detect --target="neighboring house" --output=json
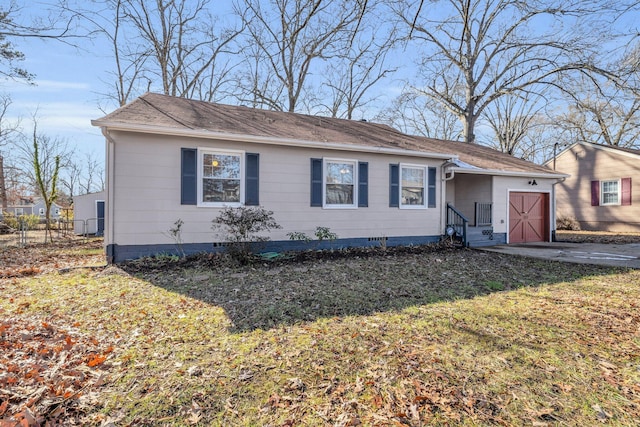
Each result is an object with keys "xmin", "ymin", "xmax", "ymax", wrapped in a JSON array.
[
  {"xmin": 2, "ymin": 199, "xmax": 63, "ymax": 220},
  {"xmin": 73, "ymin": 191, "xmax": 106, "ymax": 235},
  {"xmin": 549, "ymin": 142, "xmax": 638, "ymax": 232},
  {"xmin": 92, "ymin": 93, "xmax": 567, "ymax": 263}
]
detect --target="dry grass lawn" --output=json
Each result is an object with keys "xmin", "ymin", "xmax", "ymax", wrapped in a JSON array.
[{"xmin": 0, "ymin": 236, "xmax": 639, "ymax": 425}]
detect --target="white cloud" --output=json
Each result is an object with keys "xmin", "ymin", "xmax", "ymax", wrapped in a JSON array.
[{"xmin": 9, "ymin": 79, "xmax": 91, "ymax": 93}]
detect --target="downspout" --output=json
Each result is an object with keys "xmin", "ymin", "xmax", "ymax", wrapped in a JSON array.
[
  {"xmin": 102, "ymin": 128, "xmax": 117, "ymax": 263},
  {"xmin": 551, "ymin": 176, "xmax": 567, "ymax": 242},
  {"xmin": 440, "ymin": 159, "xmax": 457, "ymax": 235}
]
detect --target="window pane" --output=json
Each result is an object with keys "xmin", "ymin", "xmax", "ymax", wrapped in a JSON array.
[
  {"xmin": 401, "ymin": 166, "xmax": 425, "ymax": 206},
  {"xmin": 203, "ymin": 178, "xmax": 240, "ymax": 202},
  {"xmin": 203, "ymin": 153, "xmax": 240, "ymax": 179},
  {"xmin": 402, "ymin": 187, "xmax": 424, "ymax": 205},
  {"xmin": 602, "ymin": 180, "xmax": 619, "ymax": 204},
  {"xmin": 326, "ymin": 184, "xmax": 354, "ymax": 204},
  {"xmin": 402, "ymin": 167, "xmax": 424, "ymax": 186},
  {"xmin": 326, "ymin": 162, "xmax": 354, "ymax": 185}
]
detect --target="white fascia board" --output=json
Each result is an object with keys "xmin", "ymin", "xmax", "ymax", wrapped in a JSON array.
[
  {"xmin": 450, "ymin": 167, "xmax": 569, "ymax": 179},
  {"xmin": 91, "ymin": 121, "xmax": 457, "ymax": 160}
]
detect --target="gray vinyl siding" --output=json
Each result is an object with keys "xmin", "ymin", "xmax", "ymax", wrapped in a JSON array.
[{"xmin": 108, "ymin": 132, "xmax": 444, "ymax": 247}]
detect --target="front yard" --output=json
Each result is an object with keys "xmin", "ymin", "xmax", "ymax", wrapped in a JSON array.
[{"xmin": 1, "ymin": 237, "xmax": 639, "ymax": 425}]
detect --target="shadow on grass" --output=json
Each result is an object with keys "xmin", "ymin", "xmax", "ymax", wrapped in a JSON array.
[{"xmin": 120, "ymin": 245, "xmax": 627, "ymax": 333}]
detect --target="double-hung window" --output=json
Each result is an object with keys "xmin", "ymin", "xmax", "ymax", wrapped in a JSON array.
[
  {"xmin": 200, "ymin": 150, "xmax": 243, "ymax": 205},
  {"xmin": 601, "ymin": 180, "xmax": 619, "ymax": 205},
  {"xmin": 591, "ymin": 177, "xmax": 632, "ymax": 207},
  {"xmin": 181, "ymin": 148, "xmax": 260, "ymax": 207},
  {"xmin": 310, "ymin": 158, "xmax": 368, "ymax": 208},
  {"xmin": 325, "ymin": 159, "xmax": 356, "ymax": 207},
  {"xmin": 389, "ymin": 163, "xmax": 436, "ymax": 208},
  {"xmin": 401, "ymin": 165, "xmax": 426, "ymax": 207}
]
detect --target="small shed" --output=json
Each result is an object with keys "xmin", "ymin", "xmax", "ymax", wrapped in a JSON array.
[{"xmin": 73, "ymin": 191, "xmax": 106, "ymax": 235}]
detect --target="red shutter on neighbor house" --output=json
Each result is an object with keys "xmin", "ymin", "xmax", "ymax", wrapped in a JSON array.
[
  {"xmin": 621, "ymin": 177, "xmax": 632, "ymax": 206},
  {"xmin": 591, "ymin": 180, "xmax": 600, "ymax": 206}
]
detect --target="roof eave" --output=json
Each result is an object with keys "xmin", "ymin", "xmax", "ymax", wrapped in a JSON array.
[
  {"xmin": 91, "ymin": 120, "xmax": 457, "ymax": 160},
  {"xmin": 451, "ymin": 167, "xmax": 569, "ymax": 179}
]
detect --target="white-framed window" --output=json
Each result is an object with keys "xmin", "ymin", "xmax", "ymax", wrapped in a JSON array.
[
  {"xmin": 324, "ymin": 158, "xmax": 357, "ymax": 208},
  {"xmin": 197, "ymin": 148, "xmax": 244, "ymax": 206},
  {"xmin": 400, "ymin": 164, "xmax": 427, "ymax": 208},
  {"xmin": 601, "ymin": 179, "xmax": 620, "ymax": 205},
  {"xmin": 15, "ymin": 208, "xmax": 23, "ymax": 216}
]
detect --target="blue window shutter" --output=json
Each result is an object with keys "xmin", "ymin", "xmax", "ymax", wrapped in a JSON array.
[
  {"xmin": 389, "ymin": 164, "xmax": 399, "ymax": 207},
  {"xmin": 245, "ymin": 153, "xmax": 260, "ymax": 206},
  {"xmin": 428, "ymin": 167, "xmax": 437, "ymax": 208},
  {"xmin": 311, "ymin": 158, "xmax": 323, "ymax": 207},
  {"xmin": 181, "ymin": 148, "xmax": 197, "ymax": 205},
  {"xmin": 358, "ymin": 162, "xmax": 368, "ymax": 207}
]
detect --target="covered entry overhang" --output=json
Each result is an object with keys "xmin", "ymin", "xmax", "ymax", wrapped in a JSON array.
[{"xmin": 442, "ymin": 161, "xmax": 569, "ymax": 246}]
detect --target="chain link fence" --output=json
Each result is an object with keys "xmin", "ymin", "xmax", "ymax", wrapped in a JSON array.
[{"xmin": 0, "ymin": 218, "xmax": 91, "ymax": 248}]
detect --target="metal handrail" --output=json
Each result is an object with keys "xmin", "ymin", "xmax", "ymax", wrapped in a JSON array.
[
  {"xmin": 446, "ymin": 203, "xmax": 469, "ymax": 246},
  {"xmin": 475, "ymin": 202, "xmax": 493, "ymax": 226}
]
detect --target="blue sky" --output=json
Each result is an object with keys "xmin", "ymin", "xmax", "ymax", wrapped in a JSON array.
[
  {"xmin": 6, "ymin": 31, "xmax": 111, "ymax": 162},
  {"xmin": 2, "ymin": 0, "xmax": 239, "ymax": 165}
]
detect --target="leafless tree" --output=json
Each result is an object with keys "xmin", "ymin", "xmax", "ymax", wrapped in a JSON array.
[
  {"xmin": 552, "ymin": 44, "xmax": 640, "ymax": 149},
  {"xmin": 377, "ymin": 89, "xmax": 462, "ymax": 140},
  {"xmin": 235, "ymin": 0, "xmax": 368, "ymax": 112},
  {"xmin": 392, "ymin": 0, "xmax": 629, "ymax": 144},
  {"xmin": 0, "ymin": 93, "xmax": 21, "ymax": 209},
  {"xmin": 0, "ymin": 0, "xmax": 80, "ymax": 82},
  {"xmin": 481, "ymin": 92, "xmax": 549, "ymax": 160},
  {"xmin": 316, "ymin": 6, "xmax": 399, "ymax": 119},
  {"xmin": 85, "ymin": 0, "xmax": 243, "ymax": 108},
  {"xmin": 16, "ymin": 116, "xmax": 71, "ymax": 201}
]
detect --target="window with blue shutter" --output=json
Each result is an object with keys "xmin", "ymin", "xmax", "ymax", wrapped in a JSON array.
[
  {"xmin": 311, "ymin": 158, "xmax": 367, "ymax": 208},
  {"xmin": 182, "ymin": 148, "xmax": 259, "ymax": 206},
  {"xmin": 181, "ymin": 148, "xmax": 197, "ymax": 205}
]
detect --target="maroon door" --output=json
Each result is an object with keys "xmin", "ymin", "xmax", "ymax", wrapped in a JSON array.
[{"xmin": 509, "ymin": 192, "xmax": 549, "ymax": 243}]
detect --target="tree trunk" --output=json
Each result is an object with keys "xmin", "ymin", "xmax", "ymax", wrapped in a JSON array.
[{"xmin": 0, "ymin": 155, "xmax": 7, "ymax": 210}]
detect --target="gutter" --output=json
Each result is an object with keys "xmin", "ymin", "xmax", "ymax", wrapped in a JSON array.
[
  {"xmin": 447, "ymin": 167, "xmax": 568, "ymax": 180},
  {"xmin": 90, "ymin": 121, "xmax": 457, "ymax": 160}
]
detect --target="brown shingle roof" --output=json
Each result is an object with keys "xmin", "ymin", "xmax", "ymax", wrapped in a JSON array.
[{"xmin": 93, "ymin": 92, "xmax": 559, "ymax": 176}]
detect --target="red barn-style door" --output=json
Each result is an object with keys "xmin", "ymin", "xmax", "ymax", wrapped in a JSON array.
[{"xmin": 509, "ymin": 192, "xmax": 549, "ymax": 243}]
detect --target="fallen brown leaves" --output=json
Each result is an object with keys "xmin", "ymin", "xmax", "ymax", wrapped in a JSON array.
[
  {"xmin": 0, "ymin": 314, "xmax": 115, "ymax": 426},
  {"xmin": 0, "ymin": 239, "xmax": 104, "ymax": 279}
]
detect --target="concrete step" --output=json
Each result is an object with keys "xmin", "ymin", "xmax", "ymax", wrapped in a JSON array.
[{"xmin": 468, "ymin": 239, "xmax": 500, "ymax": 248}]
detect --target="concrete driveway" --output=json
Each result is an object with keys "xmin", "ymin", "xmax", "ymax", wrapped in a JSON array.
[{"xmin": 479, "ymin": 242, "xmax": 640, "ymax": 268}]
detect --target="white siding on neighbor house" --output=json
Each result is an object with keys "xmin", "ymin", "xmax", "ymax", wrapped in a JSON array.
[
  {"xmin": 107, "ymin": 132, "xmax": 445, "ymax": 247},
  {"xmin": 492, "ymin": 175, "xmax": 556, "ymax": 236}
]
